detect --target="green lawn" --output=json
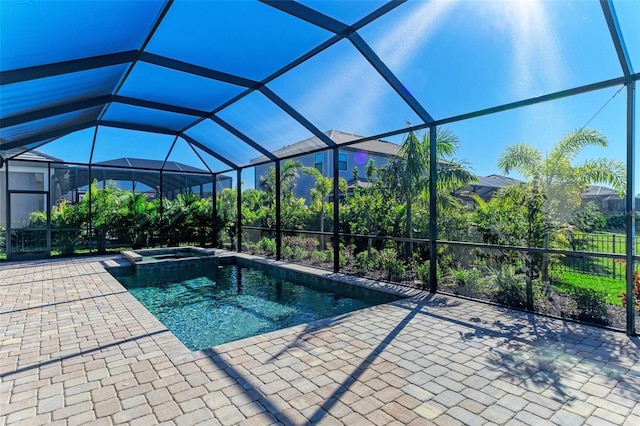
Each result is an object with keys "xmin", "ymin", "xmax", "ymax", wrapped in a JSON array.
[
  {"xmin": 583, "ymin": 231, "xmax": 628, "ymax": 253},
  {"xmin": 552, "ymin": 271, "xmax": 625, "ymax": 306},
  {"xmin": 554, "ymin": 231, "xmax": 634, "ymax": 278}
]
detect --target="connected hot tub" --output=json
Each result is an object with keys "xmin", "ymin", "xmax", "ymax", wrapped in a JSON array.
[{"xmin": 122, "ymin": 247, "xmax": 218, "ymax": 274}]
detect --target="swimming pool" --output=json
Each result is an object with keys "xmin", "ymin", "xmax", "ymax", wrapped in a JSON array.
[{"xmin": 113, "ymin": 264, "xmax": 401, "ymax": 351}]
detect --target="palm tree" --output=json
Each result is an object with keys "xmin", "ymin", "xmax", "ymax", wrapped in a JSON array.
[
  {"xmin": 306, "ymin": 167, "xmax": 347, "ymax": 249},
  {"xmin": 260, "ymin": 160, "xmax": 305, "ymax": 201},
  {"xmin": 497, "ymin": 128, "xmax": 625, "ymax": 226},
  {"xmin": 163, "ymin": 192, "xmax": 200, "ymax": 246},
  {"xmin": 385, "ymin": 128, "xmax": 476, "ymax": 256},
  {"xmin": 82, "ymin": 180, "xmax": 121, "ymax": 254},
  {"xmin": 497, "ymin": 128, "xmax": 625, "ymax": 288},
  {"xmin": 118, "ymin": 192, "xmax": 154, "ymax": 248}
]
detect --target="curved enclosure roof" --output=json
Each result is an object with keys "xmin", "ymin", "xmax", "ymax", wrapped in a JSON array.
[{"xmin": 1, "ymin": 0, "xmax": 638, "ymax": 174}]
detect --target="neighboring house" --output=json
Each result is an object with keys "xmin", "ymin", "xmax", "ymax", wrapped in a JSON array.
[
  {"xmin": 457, "ymin": 178, "xmax": 635, "ymax": 215},
  {"xmin": 0, "ymin": 150, "xmax": 66, "ymax": 229},
  {"xmin": 455, "ymin": 174, "xmax": 522, "ymax": 203},
  {"xmin": 583, "ymin": 185, "xmax": 622, "ymax": 214},
  {"xmin": 250, "ymin": 130, "xmax": 401, "ymax": 202},
  {"xmin": 581, "ymin": 185, "xmax": 634, "ymax": 215}
]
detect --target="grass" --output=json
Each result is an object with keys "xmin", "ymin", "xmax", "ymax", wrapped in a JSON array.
[
  {"xmin": 552, "ymin": 271, "xmax": 625, "ymax": 306},
  {"xmin": 580, "ymin": 230, "xmax": 628, "ymax": 253},
  {"xmin": 556, "ymin": 231, "xmax": 633, "ymax": 278}
]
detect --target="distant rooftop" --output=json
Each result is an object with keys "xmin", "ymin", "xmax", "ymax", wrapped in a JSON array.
[
  {"xmin": 12, "ymin": 150, "xmax": 64, "ymax": 163},
  {"xmin": 583, "ymin": 185, "xmax": 621, "ymax": 198}
]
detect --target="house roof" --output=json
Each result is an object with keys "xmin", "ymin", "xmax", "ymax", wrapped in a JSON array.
[
  {"xmin": 249, "ymin": 130, "xmax": 400, "ymax": 164},
  {"xmin": 455, "ymin": 174, "xmax": 522, "ymax": 200},
  {"xmin": 471, "ymin": 174, "xmax": 522, "ymax": 189},
  {"xmin": 583, "ymin": 185, "xmax": 621, "ymax": 198},
  {"xmin": 11, "ymin": 150, "xmax": 64, "ymax": 163}
]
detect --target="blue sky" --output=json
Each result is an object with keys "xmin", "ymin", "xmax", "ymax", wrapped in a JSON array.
[{"xmin": 29, "ymin": 0, "xmax": 639, "ymax": 192}]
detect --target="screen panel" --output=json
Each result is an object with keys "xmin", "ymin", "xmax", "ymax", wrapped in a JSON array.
[
  {"xmin": 268, "ymin": 39, "xmax": 423, "ymax": 138},
  {"xmin": 185, "ymin": 119, "xmax": 263, "ymax": 167},
  {"xmin": 146, "ymin": 1, "xmax": 332, "ymax": 81},
  {"xmin": 119, "ymin": 62, "xmax": 245, "ymax": 112},
  {"xmin": 0, "ymin": 1, "xmax": 165, "ymax": 70},
  {"xmin": 358, "ymin": 0, "xmax": 623, "ymax": 120}
]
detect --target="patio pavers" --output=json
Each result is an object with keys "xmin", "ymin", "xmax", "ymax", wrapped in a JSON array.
[{"xmin": 1, "ymin": 255, "xmax": 639, "ymax": 425}]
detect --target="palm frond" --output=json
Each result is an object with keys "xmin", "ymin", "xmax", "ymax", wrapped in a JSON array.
[
  {"xmin": 420, "ymin": 127, "xmax": 460, "ymax": 158},
  {"xmin": 469, "ymin": 193, "xmax": 489, "ymax": 212},
  {"xmin": 497, "ymin": 143, "xmax": 542, "ymax": 179},
  {"xmin": 576, "ymin": 158, "xmax": 626, "ymax": 197},
  {"xmin": 550, "ymin": 128, "xmax": 608, "ymax": 163}
]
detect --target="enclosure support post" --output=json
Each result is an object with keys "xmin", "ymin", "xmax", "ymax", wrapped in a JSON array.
[
  {"xmin": 429, "ymin": 126, "xmax": 438, "ymax": 293},
  {"xmin": 275, "ymin": 160, "xmax": 282, "ymax": 261},
  {"xmin": 88, "ymin": 126, "xmax": 98, "ymax": 254},
  {"xmin": 88, "ymin": 165, "xmax": 92, "ymax": 253},
  {"xmin": 212, "ymin": 174, "xmax": 218, "ymax": 247},
  {"xmin": 625, "ymin": 81, "xmax": 636, "ymax": 336},
  {"xmin": 237, "ymin": 169, "xmax": 242, "ymax": 252},
  {"xmin": 333, "ymin": 147, "xmax": 340, "ymax": 273},
  {"xmin": 46, "ymin": 162, "xmax": 51, "ymax": 257},
  {"xmin": 159, "ymin": 170, "xmax": 164, "ymax": 247},
  {"xmin": 5, "ymin": 162, "xmax": 10, "ymax": 260}
]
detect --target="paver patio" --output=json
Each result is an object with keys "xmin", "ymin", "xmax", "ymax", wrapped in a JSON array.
[{"xmin": 1, "ymin": 255, "xmax": 639, "ymax": 425}]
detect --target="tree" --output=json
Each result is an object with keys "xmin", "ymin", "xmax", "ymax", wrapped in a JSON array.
[
  {"xmin": 472, "ymin": 183, "xmax": 549, "ymax": 309},
  {"xmin": 51, "ymin": 200, "xmax": 84, "ymax": 254},
  {"xmin": 497, "ymin": 128, "xmax": 625, "ymax": 227},
  {"xmin": 306, "ymin": 168, "xmax": 347, "ymax": 249},
  {"xmin": 217, "ymin": 188, "xmax": 238, "ymax": 248},
  {"xmin": 191, "ymin": 197, "xmax": 214, "ymax": 247},
  {"xmin": 343, "ymin": 159, "xmax": 399, "ymax": 252},
  {"xmin": 383, "ymin": 128, "xmax": 476, "ymax": 256},
  {"xmin": 80, "ymin": 180, "xmax": 122, "ymax": 254},
  {"xmin": 118, "ymin": 192, "xmax": 155, "ymax": 249},
  {"xmin": 259, "ymin": 160, "xmax": 311, "ymax": 231},
  {"xmin": 496, "ymin": 128, "xmax": 625, "ymax": 290}
]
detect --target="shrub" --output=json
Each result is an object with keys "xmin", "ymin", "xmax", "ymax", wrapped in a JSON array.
[
  {"xmin": 378, "ymin": 248, "xmax": 406, "ymax": 281},
  {"xmin": 451, "ymin": 267, "xmax": 487, "ymax": 297},
  {"xmin": 491, "ymin": 265, "xmax": 527, "ymax": 308},
  {"xmin": 256, "ymin": 237, "xmax": 276, "ymax": 256},
  {"xmin": 569, "ymin": 287, "xmax": 609, "ymax": 325},
  {"xmin": 415, "ymin": 262, "xmax": 430, "ymax": 284},
  {"xmin": 618, "ymin": 261, "xmax": 640, "ymax": 313},
  {"xmin": 339, "ymin": 243, "xmax": 355, "ymax": 267},
  {"xmin": 292, "ymin": 246, "xmax": 309, "ymax": 261},
  {"xmin": 573, "ymin": 201, "xmax": 606, "ymax": 232},
  {"xmin": 310, "ymin": 250, "xmax": 328, "ymax": 264},
  {"xmin": 282, "ymin": 245, "xmax": 293, "ymax": 260},
  {"xmin": 355, "ymin": 249, "xmax": 379, "ymax": 272},
  {"xmin": 282, "ymin": 236, "xmax": 318, "ymax": 252}
]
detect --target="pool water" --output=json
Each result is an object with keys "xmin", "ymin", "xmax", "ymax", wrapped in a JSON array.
[{"xmin": 114, "ymin": 265, "xmax": 399, "ymax": 351}]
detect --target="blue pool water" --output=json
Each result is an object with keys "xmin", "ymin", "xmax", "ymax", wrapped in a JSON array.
[{"xmin": 113, "ymin": 264, "xmax": 399, "ymax": 351}]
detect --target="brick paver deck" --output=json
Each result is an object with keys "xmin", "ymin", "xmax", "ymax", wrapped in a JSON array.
[{"xmin": 1, "ymin": 255, "xmax": 639, "ymax": 425}]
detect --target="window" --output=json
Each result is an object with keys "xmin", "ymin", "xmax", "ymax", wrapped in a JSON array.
[
  {"xmin": 314, "ymin": 153, "xmax": 323, "ymax": 172},
  {"xmin": 9, "ymin": 171, "xmax": 46, "ymax": 191},
  {"xmin": 338, "ymin": 152, "xmax": 347, "ymax": 171}
]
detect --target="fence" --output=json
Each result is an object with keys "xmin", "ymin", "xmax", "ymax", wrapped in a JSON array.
[{"xmin": 553, "ymin": 233, "xmax": 640, "ymax": 279}]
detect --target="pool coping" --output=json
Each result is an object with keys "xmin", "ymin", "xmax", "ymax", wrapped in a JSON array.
[{"xmin": 105, "ymin": 250, "xmax": 427, "ymax": 366}]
